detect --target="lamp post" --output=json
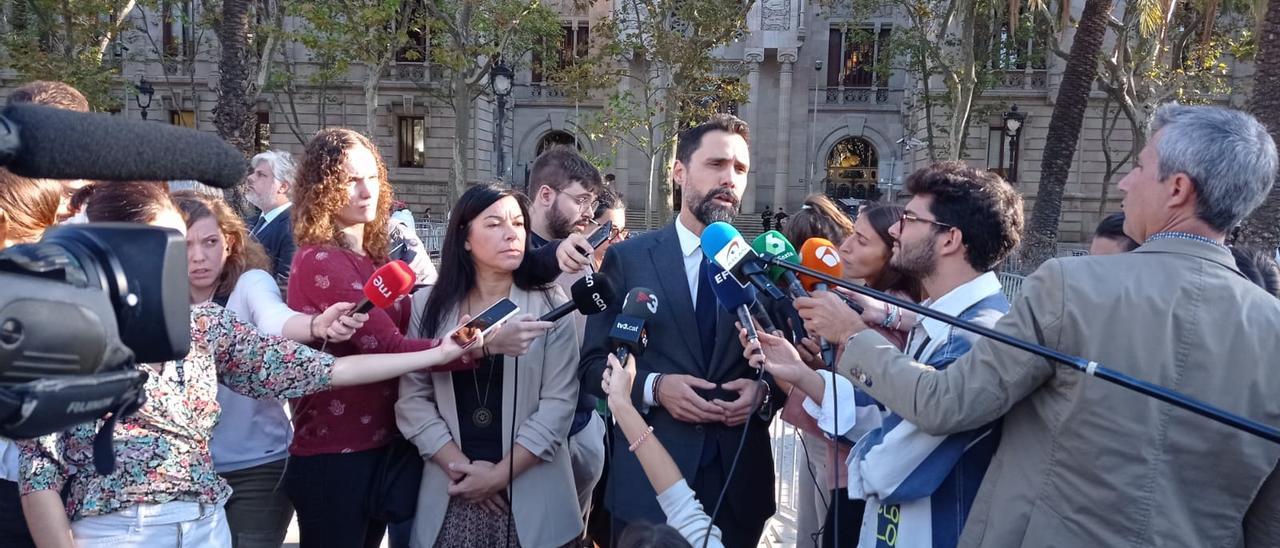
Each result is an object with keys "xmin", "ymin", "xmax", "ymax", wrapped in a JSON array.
[
  {"xmin": 134, "ymin": 78, "xmax": 155, "ymax": 121},
  {"xmin": 1003, "ymin": 104, "xmax": 1026, "ymax": 183},
  {"xmin": 490, "ymin": 61, "xmax": 514, "ymax": 180},
  {"xmin": 809, "ymin": 59, "xmax": 822, "ymax": 195}
]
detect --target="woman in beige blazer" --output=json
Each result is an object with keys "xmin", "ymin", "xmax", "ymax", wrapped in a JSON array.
[{"xmin": 397, "ymin": 183, "xmax": 582, "ymax": 547}]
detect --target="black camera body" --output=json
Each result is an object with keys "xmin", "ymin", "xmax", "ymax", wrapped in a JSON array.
[{"xmin": 0, "ymin": 223, "xmax": 190, "ymax": 438}]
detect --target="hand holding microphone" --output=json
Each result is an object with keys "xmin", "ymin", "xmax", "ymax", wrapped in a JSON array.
[{"xmin": 318, "ymin": 260, "xmax": 415, "ymax": 353}]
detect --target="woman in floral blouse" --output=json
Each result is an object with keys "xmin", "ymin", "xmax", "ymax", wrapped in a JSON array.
[{"xmin": 18, "ymin": 182, "xmax": 482, "ymax": 548}]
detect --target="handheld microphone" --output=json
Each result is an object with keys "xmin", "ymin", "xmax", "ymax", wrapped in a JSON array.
[
  {"xmin": 799, "ymin": 238, "xmax": 845, "ymax": 366},
  {"xmin": 798, "ymin": 238, "xmax": 844, "ymax": 293},
  {"xmin": 540, "ymin": 272, "xmax": 616, "ymax": 322},
  {"xmin": 0, "ymin": 103, "xmax": 248, "ymax": 188},
  {"xmin": 705, "ymin": 262, "xmax": 760, "ymax": 345},
  {"xmin": 700, "ymin": 222, "xmax": 784, "ymax": 300},
  {"xmin": 609, "ymin": 287, "xmax": 658, "ymax": 363},
  {"xmin": 752, "ymin": 230, "xmax": 810, "ymax": 299},
  {"xmin": 355, "ymin": 260, "xmax": 417, "ymax": 314}
]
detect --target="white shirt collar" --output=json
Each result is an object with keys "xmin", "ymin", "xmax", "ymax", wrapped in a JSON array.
[
  {"xmin": 919, "ymin": 271, "xmax": 1003, "ymax": 342},
  {"xmin": 260, "ymin": 202, "xmax": 292, "ymax": 226},
  {"xmin": 674, "ymin": 215, "xmax": 702, "ymax": 258}
]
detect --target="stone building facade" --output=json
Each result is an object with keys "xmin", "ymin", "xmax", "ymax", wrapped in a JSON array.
[{"xmin": 0, "ymin": 0, "xmax": 1253, "ymax": 242}]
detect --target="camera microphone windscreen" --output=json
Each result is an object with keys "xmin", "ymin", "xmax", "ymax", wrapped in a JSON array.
[
  {"xmin": 355, "ymin": 260, "xmax": 416, "ymax": 314},
  {"xmin": 799, "ymin": 238, "xmax": 843, "ymax": 292},
  {"xmin": 541, "ymin": 272, "xmax": 616, "ymax": 322},
  {"xmin": 0, "ymin": 103, "xmax": 247, "ymax": 188}
]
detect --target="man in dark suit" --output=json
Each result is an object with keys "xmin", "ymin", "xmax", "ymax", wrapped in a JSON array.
[
  {"xmin": 581, "ymin": 114, "xmax": 779, "ymax": 547},
  {"xmin": 243, "ymin": 150, "xmax": 298, "ymax": 284}
]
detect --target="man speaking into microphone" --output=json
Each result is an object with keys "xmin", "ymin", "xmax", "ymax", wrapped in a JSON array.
[
  {"xmin": 581, "ymin": 114, "xmax": 782, "ymax": 547},
  {"xmin": 751, "ymin": 105, "xmax": 1280, "ymax": 546}
]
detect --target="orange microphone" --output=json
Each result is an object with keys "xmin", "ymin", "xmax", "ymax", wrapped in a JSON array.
[
  {"xmin": 354, "ymin": 260, "xmax": 417, "ymax": 314},
  {"xmin": 798, "ymin": 238, "xmax": 843, "ymax": 293}
]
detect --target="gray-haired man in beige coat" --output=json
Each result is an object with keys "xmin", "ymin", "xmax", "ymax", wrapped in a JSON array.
[{"xmin": 759, "ymin": 104, "xmax": 1280, "ymax": 546}]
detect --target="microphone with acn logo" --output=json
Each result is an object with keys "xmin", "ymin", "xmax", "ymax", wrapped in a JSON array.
[
  {"xmin": 540, "ymin": 272, "xmax": 617, "ymax": 322},
  {"xmin": 354, "ymin": 260, "xmax": 417, "ymax": 314}
]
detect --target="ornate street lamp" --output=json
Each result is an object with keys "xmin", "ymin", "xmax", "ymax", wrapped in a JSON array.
[
  {"xmin": 1003, "ymin": 104, "xmax": 1027, "ymax": 183},
  {"xmin": 134, "ymin": 78, "xmax": 155, "ymax": 121},
  {"xmin": 490, "ymin": 61, "xmax": 514, "ymax": 179}
]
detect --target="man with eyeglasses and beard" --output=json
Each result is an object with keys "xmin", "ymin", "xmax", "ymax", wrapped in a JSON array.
[
  {"xmin": 580, "ymin": 114, "xmax": 784, "ymax": 547},
  {"xmin": 524, "ymin": 146, "xmax": 611, "ymax": 532}
]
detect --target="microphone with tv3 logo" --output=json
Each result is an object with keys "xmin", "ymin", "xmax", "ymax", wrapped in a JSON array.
[
  {"xmin": 354, "ymin": 260, "xmax": 417, "ymax": 314},
  {"xmin": 610, "ymin": 287, "xmax": 658, "ymax": 364},
  {"xmin": 540, "ymin": 272, "xmax": 617, "ymax": 322}
]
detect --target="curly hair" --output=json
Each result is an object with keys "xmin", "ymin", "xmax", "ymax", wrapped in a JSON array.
[
  {"xmin": 8, "ymin": 80, "xmax": 90, "ymax": 112},
  {"xmin": 172, "ymin": 191, "xmax": 272, "ymax": 301},
  {"xmin": 0, "ymin": 168, "xmax": 60, "ymax": 246},
  {"xmin": 904, "ymin": 161, "xmax": 1025, "ymax": 271},
  {"xmin": 293, "ymin": 128, "xmax": 393, "ymax": 262}
]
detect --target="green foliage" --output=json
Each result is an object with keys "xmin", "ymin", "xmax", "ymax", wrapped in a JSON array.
[{"xmin": 0, "ymin": 0, "xmax": 137, "ymax": 109}]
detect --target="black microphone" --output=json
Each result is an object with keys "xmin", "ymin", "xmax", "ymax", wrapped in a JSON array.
[
  {"xmin": 0, "ymin": 103, "xmax": 248, "ymax": 188},
  {"xmin": 540, "ymin": 272, "xmax": 616, "ymax": 322},
  {"xmin": 609, "ymin": 287, "xmax": 658, "ymax": 363},
  {"xmin": 748, "ymin": 301, "xmax": 777, "ymax": 334}
]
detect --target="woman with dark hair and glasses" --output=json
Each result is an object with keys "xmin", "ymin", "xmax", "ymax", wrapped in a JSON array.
[{"xmin": 397, "ymin": 183, "xmax": 582, "ymax": 547}]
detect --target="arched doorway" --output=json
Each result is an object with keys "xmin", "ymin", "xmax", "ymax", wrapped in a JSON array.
[
  {"xmin": 825, "ymin": 137, "xmax": 879, "ymax": 200},
  {"xmin": 535, "ymin": 130, "xmax": 579, "ymax": 155}
]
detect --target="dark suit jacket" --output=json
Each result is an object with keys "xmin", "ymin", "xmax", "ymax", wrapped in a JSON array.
[
  {"xmin": 580, "ymin": 222, "xmax": 781, "ymax": 531},
  {"xmin": 252, "ymin": 206, "xmax": 296, "ymax": 284}
]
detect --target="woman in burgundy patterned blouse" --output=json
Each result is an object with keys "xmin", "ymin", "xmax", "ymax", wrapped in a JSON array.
[{"xmin": 16, "ymin": 182, "xmax": 479, "ymax": 548}]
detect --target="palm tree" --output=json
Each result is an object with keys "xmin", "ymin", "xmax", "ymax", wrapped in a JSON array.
[
  {"xmin": 212, "ymin": 0, "xmax": 255, "ymax": 213},
  {"xmin": 1237, "ymin": 0, "xmax": 1280, "ymax": 251},
  {"xmin": 1017, "ymin": 0, "xmax": 1116, "ymax": 271}
]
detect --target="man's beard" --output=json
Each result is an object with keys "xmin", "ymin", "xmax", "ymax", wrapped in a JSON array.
[
  {"xmin": 891, "ymin": 237, "xmax": 938, "ymax": 279},
  {"xmin": 545, "ymin": 205, "xmax": 583, "ymax": 240},
  {"xmin": 690, "ymin": 187, "xmax": 740, "ymax": 226}
]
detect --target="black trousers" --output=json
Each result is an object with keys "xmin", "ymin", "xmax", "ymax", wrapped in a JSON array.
[
  {"xmin": 822, "ymin": 488, "xmax": 865, "ymax": 548},
  {"xmin": 284, "ymin": 448, "xmax": 390, "ymax": 548},
  {"xmin": 0, "ymin": 479, "xmax": 35, "ymax": 548}
]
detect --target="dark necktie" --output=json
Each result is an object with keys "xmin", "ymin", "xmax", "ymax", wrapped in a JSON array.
[
  {"xmin": 250, "ymin": 215, "xmax": 266, "ymax": 237},
  {"xmin": 694, "ymin": 256, "xmax": 717, "ymax": 366}
]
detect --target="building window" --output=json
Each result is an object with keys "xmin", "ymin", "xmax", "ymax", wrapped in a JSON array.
[
  {"xmin": 532, "ymin": 21, "xmax": 589, "ymax": 83},
  {"xmin": 985, "ymin": 11, "xmax": 1048, "ymax": 70},
  {"xmin": 826, "ymin": 26, "xmax": 891, "ymax": 88},
  {"xmin": 987, "ymin": 124, "xmax": 1008, "ymax": 177},
  {"xmin": 161, "ymin": 1, "xmax": 196, "ymax": 59},
  {"xmin": 169, "ymin": 110, "xmax": 196, "ymax": 128},
  {"xmin": 255, "ymin": 112, "xmax": 271, "ymax": 152},
  {"xmin": 398, "ymin": 116, "xmax": 426, "ymax": 168}
]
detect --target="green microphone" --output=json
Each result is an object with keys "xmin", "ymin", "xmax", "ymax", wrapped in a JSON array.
[{"xmin": 751, "ymin": 230, "xmax": 809, "ymax": 298}]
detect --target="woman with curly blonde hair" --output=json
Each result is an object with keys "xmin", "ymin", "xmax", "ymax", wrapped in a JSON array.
[{"xmin": 284, "ymin": 128, "xmax": 472, "ymax": 547}]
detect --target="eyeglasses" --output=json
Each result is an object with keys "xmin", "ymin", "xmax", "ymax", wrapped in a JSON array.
[
  {"xmin": 609, "ymin": 227, "xmax": 630, "ymax": 241},
  {"xmin": 899, "ymin": 211, "xmax": 954, "ymax": 231},
  {"xmin": 556, "ymin": 189, "xmax": 599, "ymax": 212}
]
